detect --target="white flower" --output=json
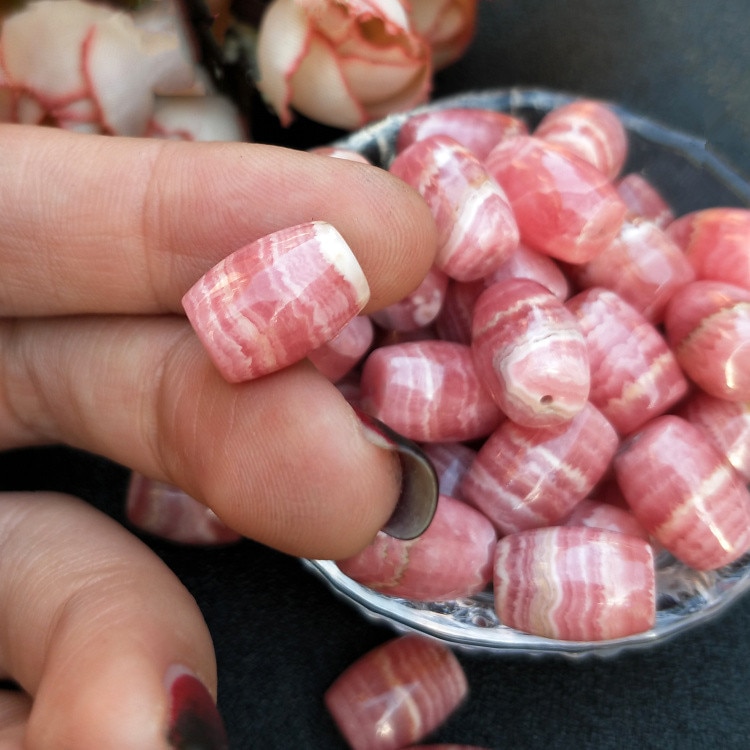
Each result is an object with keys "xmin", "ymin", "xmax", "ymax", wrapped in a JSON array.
[{"xmin": 255, "ymin": 0, "xmax": 432, "ymax": 130}]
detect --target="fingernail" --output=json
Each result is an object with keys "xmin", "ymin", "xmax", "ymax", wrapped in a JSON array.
[
  {"xmin": 165, "ymin": 666, "xmax": 229, "ymax": 750},
  {"xmin": 355, "ymin": 408, "xmax": 439, "ymax": 540},
  {"xmin": 125, "ymin": 473, "xmax": 241, "ymax": 546},
  {"xmin": 182, "ymin": 221, "xmax": 370, "ymax": 383}
]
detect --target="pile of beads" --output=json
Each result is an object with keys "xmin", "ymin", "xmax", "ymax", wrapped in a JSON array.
[{"xmin": 326, "ymin": 98, "xmax": 750, "ymax": 643}]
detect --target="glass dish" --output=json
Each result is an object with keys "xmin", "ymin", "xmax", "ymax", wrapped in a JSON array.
[{"xmin": 303, "ymin": 88, "xmax": 750, "ymax": 659}]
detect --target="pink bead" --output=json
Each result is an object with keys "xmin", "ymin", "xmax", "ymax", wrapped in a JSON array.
[
  {"xmin": 434, "ymin": 279, "xmax": 485, "ymax": 345},
  {"xmin": 666, "ymin": 207, "xmax": 750, "ymax": 290},
  {"xmin": 616, "ymin": 173, "xmax": 674, "ymax": 228},
  {"xmin": 182, "ymin": 221, "xmax": 370, "ymax": 383},
  {"xmin": 308, "ymin": 314, "xmax": 374, "ymax": 382},
  {"xmin": 562, "ymin": 498, "xmax": 650, "ymax": 540},
  {"xmin": 370, "ymin": 265, "xmax": 449, "ymax": 331},
  {"xmin": 533, "ymin": 99, "xmax": 628, "ymax": 180},
  {"xmin": 408, "ymin": 746, "xmax": 491, "ymax": 750},
  {"xmin": 568, "ymin": 216, "xmax": 695, "ymax": 323},
  {"xmin": 614, "ymin": 415, "xmax": 750, "ymax": 570},
  {"xmin": 664, "ymin": 280, "xmax": 750, "ymax": 401},
  {"xmin": 459, "ymin": 402, "xmax": 619, "ymax": 535},
  {"xmin": 566, "ymin": 287, "xmax": 689, "ymax": 435},
  {"xmin": 126, "ymin": 474, "xmax": 241, "ymax": 546},
  {"xmin": 396, "ymin": 106, "xmax": 528, "ymax": 160},
  {"xmin": 485, "ymin": 135, "xmax": 627, "ymax": 263},
  {"xmin": 360, "ymin": 341, "xmax": 504, "ymax": 442},
  {"xmin": 471, "ymin": 279, "xmax": 590, "ymax": 427},
  {"xmin": 487, "ymin": 241, "xmax": 571, "ymax": 301},
  {"xmin": 390, "ymin": 135, "xmax": 519, "ymax": 281},
  {"xmin": 679, "ymin": 390, "xmax": 750, "ymax": 483},
  {"xmin": 494, "ymin": 526, "xmax": 656, "ymax": 641},
  {"xmin": 336, "ymin": 494, "xmax": 497, "ymax": 601},
  {"xmin": 325, "ymin": 635, "xmax": 468, "ymax": 750},
  {"xmin": 421, "ymin": 441, "xmax": 477, "ymax": 499}
]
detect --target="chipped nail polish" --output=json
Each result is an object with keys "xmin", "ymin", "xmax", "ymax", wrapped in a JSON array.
[{"xmin": 166, "ymin": 666, "xmax": 228, "ymax": 750}]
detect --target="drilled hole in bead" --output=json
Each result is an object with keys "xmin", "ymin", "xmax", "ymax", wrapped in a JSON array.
[{"xmin": 540, "ymin": 394, "xmax": 553, "ymax": 405}]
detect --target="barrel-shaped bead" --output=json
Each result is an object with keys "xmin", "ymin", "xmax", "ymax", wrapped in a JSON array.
[
  {"xmin": 308, "ymin": 314, "xmax": 374, "ymax": 382},
  {"xmin": 370, "ymin": 265, "xmax": 449, "ymax": 332},
  {"xmin": 360, "ymin": 341, "xmax": 504, "ymax": 442},
  {"xmin": 434, "ymin": 279, "xmax": 484, "ymax": 345},
  {"xmin": 421, "ymin": 441, "xmax": 478, "ymax": 499},
  {"xmin": 616, "ymin": 173, "xmax": 674, "ymax": 228},
  {"xmin": 664, "ymin": 280, "xmax": 750, "ymax": 402},
  {"xmin": 182, "ymin": 221, "xmax": 370, "ymax": 383},
  {"xmin": 569, "ymin": 216, "xmax": 695, "ymax": 323},
  {"xmin": 459, "ymin": 402, "xmax": 619, "ymax": 535},
  {"xmin": 679, "ymin": 391, "xmax": 750, "ymax": 483},
  {"xmin": 562, "ymin": 498, "xmax": 650, "ymax": 540},
  {"xmin": 666, "ymin": 207, "xmax": 750, "ymax": 290},
  {"xmin": 336, "ymin": 494, "xmax": 497, "ymax": 601},
  {"xmin": 566, "ymin": 287, "xmax": 688, "ymax": 435},
  {"xmin": 471, "ymin": 279, "xmax": 590, "ymax": 427},
  {"xmin": 324, "ymin": 635, "xmax": 468, "ymax": 750},
  {"xmin": 126, "ymin": 474, "xmax": 241, "ymax": 546},
  {"xmin": 485, "ymin": 135, "xmax": 627, "ymax": 263},
  {"xmin": 390, "ymin": 135, "xmax": 519, "ymax": 281},
  {"xmin": 533, "ymin": 99, "xmax": 628, "ymax": 181},
  {"xmin": 487, "ymin": 241, "xmax": 571, "ymax": 301},
  {"xmin": 614, "ymin": 415, "xmax": 750, "ymax": 570},
  {"xmin": 396, "ymin": 106, "xmax": 528, "ymax": 160},
  {"xmin": 494, "ymin": 526, "xmax": 656, "ymax": 641}
]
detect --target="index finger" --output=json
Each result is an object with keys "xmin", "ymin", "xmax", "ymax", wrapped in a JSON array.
[{"xmin": 0, "ymin": 124, "xmax": 437, "ymax": 316}]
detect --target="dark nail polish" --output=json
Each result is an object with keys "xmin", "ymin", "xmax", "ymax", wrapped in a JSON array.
[
  {"xmin": 166, "ymin": 666, "xmax": 229, "ymax": 750},
  {"xmin": 355, "ymin": 408, "xmax": 439, "ymax": 540}
]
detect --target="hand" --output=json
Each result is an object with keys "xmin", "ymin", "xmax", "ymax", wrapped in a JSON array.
[{"xmin": 0, "ymin": 123, "xmax": 437, "ymax": 747}]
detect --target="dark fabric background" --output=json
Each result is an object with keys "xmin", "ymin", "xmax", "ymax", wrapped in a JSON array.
[{"xmin": 3, "ymin": 1, "xmax": 750, "ymax": 748}]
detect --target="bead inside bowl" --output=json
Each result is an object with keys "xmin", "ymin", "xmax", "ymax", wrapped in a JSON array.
[{"xmin": 303, "ymin": 87, "xmax": 750, "ymax": 658}]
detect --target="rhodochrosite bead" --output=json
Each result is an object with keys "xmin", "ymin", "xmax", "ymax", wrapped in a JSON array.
[
  {"xmin": 494, "ymin": 527, "xmax": 656, "ymax": 641},
  {"xmin": 568, "ymin": 216, "xmax": 695, "ymax": 323},
  {"xmin": 471, "ymin": 279, "xmax": 590, "ymax": 427},
  {"xmin": 562, "ymin": 498, "xmax": 650, "ymax": 540},
  {"xmin": 360, "ymin": 341, "xmax": 503, "ymax": 442},
  {"xmin": 182, "ymin": 221, "xmax": 370, "ymax": 383},
  {"xmin": 396, "ymin": 106, "xmax": 528, "ymax": 160},
  {"xmin": 488, "ymin": 241, "xmax": 570, "ymax": 301},
  {"xmin": 370, "ymin": 265, "xmax": 449, "ymax": 331},
  {"xmin": 616, "ymin": 173, "xmax": 674, "ymax": 228},
  {"xmin": 421, "ymin": 441, "xmax": 477, "ymax": 498},
  {"xmin": 485, "ymin": 135, "xmax": 627, "ymax": 263},
  {"xmin": 664, "ymin": 280, "xmax": 750, "ymax": 401},
  {"xmin": 666, "ymin": 207, "xmax": 750, "ymax": 290},
  {"xmin": 459, "ymin": 402, "xmax": 619, "ymax": 535},
  {"xmin": 614, "ymin": 415, "xmax": 750, "ymax": 570},
  {"xmin": 126, "ymin": 474, "xmax": 240, "ymax": 546},
  {"xmin": 566, "ymin": 287, "xmax": 688, "ymax": 435},
  {"xmin": 390, "ymin": 135, "xmax": 519, "ymax": 281},
  {"xmin": 435, "ymin": 246, "xmax": 570, "ymax": 345},
  {"xmin": 325, "ymin": 635, "xmax": 468, "ymax": 750},
  {"xmin": 307, "ymin": 314, "xmax": 374, "ymax": 382},
  {"xmin": 533, "ymin": 99, "xmax": 628, "ymax": 181},
  {"xmin": 680, "ymin": 391, "xmax": 750, "ymax": 483},
  {"xmin": 336, "ymin": 494, "xmax": 497, "ymax": 601}
]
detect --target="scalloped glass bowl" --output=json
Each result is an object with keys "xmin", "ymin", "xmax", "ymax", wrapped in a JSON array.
[{"xmin": 304, "ymin": 88, "xmax": 750, "ymax": 658}]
